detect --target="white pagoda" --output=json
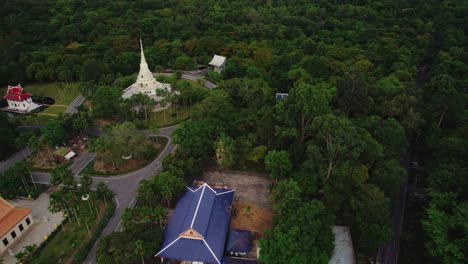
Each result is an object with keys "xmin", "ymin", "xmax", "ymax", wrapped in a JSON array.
[
  {"xmin": 122, "ymin": 39, "xmax": 171, "ymax": 103},
  {"xmin": 2, "ymin": 85, "xmax": 41, "ymax": 113}
]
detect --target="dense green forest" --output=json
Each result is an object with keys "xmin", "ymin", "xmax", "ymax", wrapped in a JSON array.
[{"xmin": 1, "ymin": 0, "xmax": 466, "ymax": 263}]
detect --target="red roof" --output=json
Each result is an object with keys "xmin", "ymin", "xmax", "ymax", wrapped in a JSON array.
[{"xmin": 4, "ymin": 85, "xmax": 32, "ymax": 100}]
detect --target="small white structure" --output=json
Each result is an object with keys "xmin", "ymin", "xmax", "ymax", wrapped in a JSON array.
[
  {"xmin": 64, "ymin": 151, "xmax": 76, "ymax": 161},
  {"xmin": 275, "ymin": 93, "xmax": 288, "ymax": 100},
  {"xmin": 208, "ymin": 55, "xmax": 227, "ymax": 73},
  {"xmin": 2, "ymin": 85, "xmax": 41, "ymax": 113},
  {"xmin": 329, "ymin": 226, "xmax": 356, "ymax": 264},
  {"xmin": 0, "ymin": 198, "xmax": 34, "ymax": 256},
  {"xmin": 122, "ymin": 39, "xmax": 172, "ymax": 106}
]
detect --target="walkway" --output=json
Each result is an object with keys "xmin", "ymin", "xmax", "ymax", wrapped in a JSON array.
[
  {"xmin": 155, "ymin": 72, "xmax": 218, "ymax": 89},
  {"xmin": 65, "ymin": 95, "xmax": 85, "ymax": 114}
]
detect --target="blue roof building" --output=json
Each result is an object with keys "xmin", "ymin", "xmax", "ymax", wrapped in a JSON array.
[
  {"xmin": 226, "ymin": 229, "xmax": 252, "ymax": 256},
  {"xmin": 155, "ymin": 183, "xmax": 235, "ymax": 264}
]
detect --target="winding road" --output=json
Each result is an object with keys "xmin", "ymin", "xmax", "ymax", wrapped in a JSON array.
[
  {"xmin": 0, "ymin": 72, "xmax": 209, "ymax": 263},
  {"xmin": 29, "ymin": 125, "xmax": 178, "ymax": 263}
]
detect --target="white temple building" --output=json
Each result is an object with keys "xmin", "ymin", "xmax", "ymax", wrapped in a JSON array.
[
  {"xmin": 122, "ymin": 39, "xmax": 172, "ymax": 104},
  {"xmin": 2, "ymin": 85, "xmax": 41, "ymax": 113}
]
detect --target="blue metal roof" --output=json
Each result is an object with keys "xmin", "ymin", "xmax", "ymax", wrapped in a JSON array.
[
  {"xmin": 155, "ymin": 184, "xmax": 235, "ymax": 264},
  {"xmin": 227, "ymin": 229, "xmax": 252, "ymax": 253}
]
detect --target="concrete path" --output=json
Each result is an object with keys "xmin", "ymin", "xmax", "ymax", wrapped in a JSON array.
[{"xmin": 65, "ymin": 95, "xmax": 85, "ymax": 114}]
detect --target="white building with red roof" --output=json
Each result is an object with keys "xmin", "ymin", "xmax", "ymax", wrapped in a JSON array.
[
  {"xmin": 0, "ymin": 197, "xmax": 33, "ymax": 256},
  {"xmin": 3, "ymin": 85, "xmax": 41, "ymax": 113}
]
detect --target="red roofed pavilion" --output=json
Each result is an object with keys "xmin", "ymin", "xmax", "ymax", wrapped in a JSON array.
[{"xmin": 2, "ymin": 85, "xmax": 40, "ymax": 113}]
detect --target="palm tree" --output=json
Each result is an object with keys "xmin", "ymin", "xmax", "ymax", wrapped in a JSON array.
[{"xmin": 134, "ymin": 240, "xmax": 145, "ymax": 264}]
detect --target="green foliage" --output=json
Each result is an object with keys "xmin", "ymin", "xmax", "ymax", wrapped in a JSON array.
[
  {"xmin": 91, "ymin": 86, "xmax": 122, "ymax": 119},
  {"xmin": 41, "ymin": 118, "xmax": 66, "ymax": 147},
  {"xmin": 264, "ymin": 150, "xmax": 292, "ymax": 180},
  {"xmin": 271, "ymin": 179, "xmax": 301, "ymax": 220},
  {"xmin": 50, "ymin": 165, "xmax": 75, "ymax": 187},
  {"xmin": 205, "ymin": 70, "xmax": 222, "ymax": 82},
  {"xmin": 308, "ymin": 114, "xmax": 383, "ymax": 180},
  {"xmin": 72, "ymin": 204, "xmax": 116, "ymax": 263},
  {"xmin": 276, "ymin": 82, "xmax": 333, "ymax": 142},
  {"xmin": 0, "ymin": 111, "xmax": 17, "ymax": 159},
  {"xmin": 96, "ymin": 223, "xmax": 162, "ymax": 264},
  {"xmin": 215, "ymin": 133, "xmax": 237, "ymax": 168},
  {"xmin": 136, "ymin": 171, "xmax": 186, "ymax": 208},
  {"xmin": 0, "ymin": 161, "xmax": 31, "ymax": 199},
  {"xmin": 2, "ymin": 0, "xmax": 465, "ymax": 261},
  {"xmin": 259, "ymin": 200, "xmax": 334, "ymax": 264},
  {"xmin": 174, "ymin": 55, "xmax": 197, "ymax": 70},
  {"xmin": 422, "ymin": 192, "xmax": 467, "ymax": 264}
]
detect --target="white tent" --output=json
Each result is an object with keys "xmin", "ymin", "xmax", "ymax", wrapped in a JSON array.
[{"xmin": 64, "ymin": 151, "xmax": 76, "ymax": 160}]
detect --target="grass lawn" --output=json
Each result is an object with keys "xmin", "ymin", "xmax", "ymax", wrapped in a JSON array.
[
  {"xmin": 32, "ymin": 201, "xmax": 101, "ymax": 264},
  {"xmin": 42, "ymin": 105, "xmax": 68, "ymax": 115},
  {"xmin": 148, "ymin": 105, "xmax": 192, "ymax": 127},
  {"xmin": 31, "ymin": 82, "xmax": 80, "ymax": 105},
  {"xmin": 175, "ymin": 79, "xmax": 209, "ymax": 91}
]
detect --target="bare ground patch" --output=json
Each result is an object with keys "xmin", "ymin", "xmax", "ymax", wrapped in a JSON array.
[
  {"xmin": 203, "ymin": 170, "xmax": 272, "ymax": 208},
  {"xmin": 202, "ymin": 170, "xmax": 274, "ymax": 259}
]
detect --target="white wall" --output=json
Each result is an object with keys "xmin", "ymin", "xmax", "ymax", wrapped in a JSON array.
[
  {"xmin": 0, "ymin": 213, "xmax": 34, "ymax": 256},
  {"xmin": 6, "ymin": 98, "xmax": 33, "ymax": 112}
]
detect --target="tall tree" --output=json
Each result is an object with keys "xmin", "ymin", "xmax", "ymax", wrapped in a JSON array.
[
  {"xmin": 41, "ymin": 118, "xmax": 66, "ymax": 147},
  {"xmin": 91, "ymin": 86, "xmax": 122, "ymax": 119},
  {"xmin": 277, "ymin": 82, "xmax": 332, "ymax": 142},
  {"xmin": 264, "ymin": 150, "xmax": 292, "ymax": 181},
  {"xmin": 308, "ymin": 114, "xmax": 383, "ymax": 180},
  {"xmin": 422, "ymin": 192, "xmax": 467, "ymax": 264},
  {"xmin": 259, "ymin": 200, "xmax": 335, "ymax": 264}
]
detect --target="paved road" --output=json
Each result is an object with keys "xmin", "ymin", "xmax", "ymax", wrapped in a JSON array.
[
  {"xmin": 0, "ymin": 147, "xmax": 32, "ymax": 173},
  {"xmin": 65, "ymin": 95, "xmax": 85, "ymax": 114},
  {"xmin": 377, "ymin": 183, "xmax": 408, "ymax": 264},
  {"xmin": 30, "ymin": 125, "xmax": 179, "ymax": 263},
  {"xmin": 68, "ymin": 151, "xmax": 97, "ymax": 175},
  {"xmin": 17, "ymin": 124, "xmax": 44, "ymax": 129}
]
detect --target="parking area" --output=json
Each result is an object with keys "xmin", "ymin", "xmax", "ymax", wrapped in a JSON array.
[{"xmin": 1, "ymin": 192, "xmax": 64, "ymax": 264}]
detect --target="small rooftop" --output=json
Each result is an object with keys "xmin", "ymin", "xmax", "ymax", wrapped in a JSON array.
[
  {"xmin": 209, "ymin": 55, "xmax": 227, "ymax": 67},
  {"xmin": 4, "ymin": 84, "xmax": 32, "ymax": 101}
]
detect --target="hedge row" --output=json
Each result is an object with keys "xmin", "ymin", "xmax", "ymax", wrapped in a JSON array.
[{"xmin": 72, "ymin": 203, "xmax": 116, "ymax": 263}]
